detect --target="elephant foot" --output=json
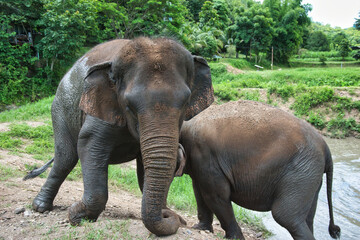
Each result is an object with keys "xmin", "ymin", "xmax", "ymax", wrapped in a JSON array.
[
  {"xmin": 32, "ymin": 195, "xmax": 53, "ymax": 213},
  {"xmin": 68, "ymin": 201, "xmax": 99, "ymax": 226},
  {"xmin": 162, "ymin": 209, "xmax": 187, "ymax": 226},
  {"xmin": 224, "ymin": 223, "xmax": 245, "ymax": 240},
  {"xmin": 192, "ymin": 222, "xmax": 213, "ymax": 232},
  {"xmin": 225, "ymin": 232, "xmax": 245, "ymax": 240}
]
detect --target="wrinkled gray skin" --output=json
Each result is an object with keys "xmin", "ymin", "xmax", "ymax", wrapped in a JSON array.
[
  {"xmin": 178, "ymin": 100, "xmax": 341, "ymax": 240},
  {"xmin": 30, "ymin": 37, "xmax": 214, "ymax": 236}
]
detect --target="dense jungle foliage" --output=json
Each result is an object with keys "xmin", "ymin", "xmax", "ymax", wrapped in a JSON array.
[{"xmin": 1, "ymin": 0, "xmax": 360, "ymax": 107}]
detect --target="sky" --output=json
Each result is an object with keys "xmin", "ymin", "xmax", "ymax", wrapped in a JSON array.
[{"xmin": 258, "ymin": 0, "xmax": 360, "ymax": 29}]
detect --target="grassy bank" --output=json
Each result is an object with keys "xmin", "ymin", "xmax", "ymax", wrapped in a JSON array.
[
  {"xmin": 211, "ymin": 59, "xmax": 360, "ymax": 138},
  {"xmin": 0, "ymin": 98, "xmax": 268, "ymax": 236}
]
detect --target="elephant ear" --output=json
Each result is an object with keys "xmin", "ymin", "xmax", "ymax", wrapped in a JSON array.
[
  {"xmin": 185, "ymin": 56, "xmax": 214, "ymax": 120},
  {"xmin": 79, "ymin": 62, "xmax": 126, "ymax": 127}
]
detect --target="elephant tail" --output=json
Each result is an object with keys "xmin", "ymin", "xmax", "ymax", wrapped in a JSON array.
[
  {"xmin": 23, "ymin": 158, "xmax": 54, "ymax": 180},
  {"xmin": 325, "ymin": 145, "xmax": 341, "ymax": 239}
]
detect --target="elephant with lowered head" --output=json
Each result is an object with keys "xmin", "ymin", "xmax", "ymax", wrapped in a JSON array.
[
  {"xmin": 177, "ymin": 100, "xmax": 341, "ymax": 240},
  {"xmin": 24, "ymin": 37, "xmax": 214, "ymax": 236}
]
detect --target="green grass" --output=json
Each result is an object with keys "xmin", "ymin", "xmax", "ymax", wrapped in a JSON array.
[
  {"xmin": 0, "ymin": 96, "xmax": 53, "ymax": 122},
  {"xmin": 168, "ymin": 175, "xmax": 197, "ymax": 212},
  {"xmin": 0, "ymin": 133, "xmax": 23, "ymax": 150},
  {"xmin": 108, "ymin": 165, "xmax": 141, "ymax": 195},
  {"xmin": 0, "ymin": 123, "xmax": 54, "ymax": 159},
  {"xmin": 210, "ymin": 62, "xmax": 360, "ymax": 138},
  {"xmin": 0, "ymin": 163, "xmax": 21, "ymax": 181},
  {"xmin": 291, "ymin": 87, "xmax": 334, "ymax": 116},
  {"xmin": 211, "ymin": 65, "xmax": 360, "ymax": 88}
]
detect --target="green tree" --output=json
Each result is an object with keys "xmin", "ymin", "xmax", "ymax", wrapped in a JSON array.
[
  {"xmin": 0, "ymin": 0, "xmax": 47, "ymax": 105},
  {"xmin": 306, "ymin": 31, "xmax": 330, "ymax": 51},
  {"xmin": 92, "ymin": 1, "xmax": 128, "ymax": 40},
  {"xmin": 354, "ymin": 11, "xmax": 360, "ymax": 30},
  {"xmin": 185, "ymin": 0, "xmax": 206, "ymax": 22},
  {"xmin": 319, "ymin": 54, "xmax": 327, "ymax": 65},
  {"xmin": 0, "ymin": 15, "xmax": 38, "ymax": 105},
  {"xmin": 264, "ymin": 0, "xmax": 311, "ymax": 63},
  {"xmin": 339, "ymin": 38, "xmax": 351, "ymax": 60},
  {"xmin": 118, "ymin": 0, "xmax": 188, "ymax": 39},
  {"xmin": 197, "ymin": 0, "xmax": 230, "ymax": 53},
  {"xmin": 199, "ymin": 1, "xmax": 221, "ymax": 29},
  {"xmin": 332, "ymin": 32, "xmax": 347, "ymax": 50},
  {"xmin": 182, "ymin": 23, "xmax": 224, "ymax": 57},
  {"xmin": 212, "ymin": 0, "xmax": 231, "ymax": 31},
  {"xmin": 229, "ymin": 3, "xmax": 274, "ymax": 62},
  {"xmin": 38, "ymin": 0, "xmax": 100, "ymax": 75}
]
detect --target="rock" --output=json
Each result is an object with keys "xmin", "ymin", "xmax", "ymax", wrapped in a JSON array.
[
  {"xmin": 256, "ymin": 232, "xmax": 263, "ymax": 238},
  {"xmin": 205, "ymin": 230, "xmax": 211, "ymax": 234},
  {"xmin": 59, "ymin": 219, "xmax": 68, "ymax": 224},
  {"xmin": 14, "ymin": 207, "xmax": 25, "ymax": 214},
  {"xmin": 185, "ymin": 229, "xmax": 193, "ymax": 235},
  {"xmin": 23, "ymin": 210, "xmax": 32, "ymax": 217}
]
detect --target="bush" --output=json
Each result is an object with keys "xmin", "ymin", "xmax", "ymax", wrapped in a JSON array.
[
  {"xmin": 214, "ymin": 83, "xmax": 240, "ymax": 101},
  {"xmin": 268, "ymin": 84, "xmax": 296, "ymax": 100},
  {"xmin": 297, "ymin": 51, "xmax": 340, "ymax": 59},
  {"xmin": 291, "ymin": 87, "xmax": 334, "ymax": 116},
  {"xmin": 327, "ymin": 115, "xmax": 360, "ymax": 138},
  {"xmin": 0, "ymin": 16, "xmax": 57, "ymax": 106},
  {"xmin": 319, "ymin": 55, "xmax": 327, "ymax": 65},
  {"xmin": 307, "ymin": 111, "xmax": 325, "ymax": 130}
]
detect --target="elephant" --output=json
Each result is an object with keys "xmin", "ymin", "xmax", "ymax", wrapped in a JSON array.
[
  {"xmin": 176, "ymin": 100, "xmax": 341, "ymax": 240},
  {"xmin": 23, "ymin": 37, "xmax": 214, "ymax": 236}
]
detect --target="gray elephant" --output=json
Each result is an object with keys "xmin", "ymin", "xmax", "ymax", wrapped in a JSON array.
[
  {"xmin": 177, "ymin": 100, "xmax": 340, "ymax": 240},
  {"xmin": 24, "ymin": 37, "xmax": 214, "ymax": 236}
]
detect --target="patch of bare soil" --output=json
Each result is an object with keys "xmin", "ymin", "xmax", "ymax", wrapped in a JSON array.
[
  {"xmin": 224, "ymin": 63, "xmax": 245, "ymax": 75},
  {"xmin": 0, "ymin": 146, "xmax": 263, "ymax": 239},
  {"xmin": 0, "ymin": 121, "xmax": 45, "ymax": 132}
]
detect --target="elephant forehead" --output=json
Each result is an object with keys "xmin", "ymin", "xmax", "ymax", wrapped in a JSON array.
[{"xmin": 121, "ymin": 38, "xmax": 184, "ymax": 66}]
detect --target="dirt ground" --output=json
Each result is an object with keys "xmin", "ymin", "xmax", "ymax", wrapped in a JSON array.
[{"xmin": 0, "ymin": 140, "xmax": 264, "ymax": 240}]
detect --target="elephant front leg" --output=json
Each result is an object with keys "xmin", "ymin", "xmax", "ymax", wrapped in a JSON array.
[{"xmin": 69, "ymin": 136, "xmax": 110, "ymax": 226}]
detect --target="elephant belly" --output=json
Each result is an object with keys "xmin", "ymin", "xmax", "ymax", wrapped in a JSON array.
[
  {"xmin": 230, "ymin": 187, "xmax": 274, "ymax": 212},
  {"xmin": 108, "ymin": 142, "xmax": 140, "ymax": 164}
]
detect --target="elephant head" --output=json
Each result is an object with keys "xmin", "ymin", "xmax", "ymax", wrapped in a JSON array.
[{"xmin": 78, "ymin": 38, "xmax": 214, "ymax": 236}]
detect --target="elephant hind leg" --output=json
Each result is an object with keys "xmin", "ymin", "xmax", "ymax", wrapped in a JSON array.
[
  {"xmin": 271, "ymin": 187, "xmax": 317, "ymax": 240},
  {"xmin": 33, "ymin": 114, "xmax": 79, "ymax": 213},
  {"xmin": 306, "ymin": 183, "xmax": 322, "ymax": 233},
  {"xmin": 272, "ymin": 202, "xmax": 315, "ymax": 240}
]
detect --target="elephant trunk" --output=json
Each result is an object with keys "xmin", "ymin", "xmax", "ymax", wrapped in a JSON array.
[{"xmin": 138, "ymin": 112, "xmax": 180, "ymax": 236}]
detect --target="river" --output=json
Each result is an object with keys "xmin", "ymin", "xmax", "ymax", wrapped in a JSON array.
[{"xmin": 250, "ymin": 137, "xmax": 360, "ymax": 239}]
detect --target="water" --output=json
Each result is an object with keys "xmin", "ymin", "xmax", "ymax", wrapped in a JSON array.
[{"xmin": 254, "ymin": 137, "xmax": 360, "ymax": 239}]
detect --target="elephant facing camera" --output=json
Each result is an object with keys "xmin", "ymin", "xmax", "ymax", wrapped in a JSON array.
[{"xmin": 24, "ymin": 37, "xmax": 214, "ymax": 237}]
